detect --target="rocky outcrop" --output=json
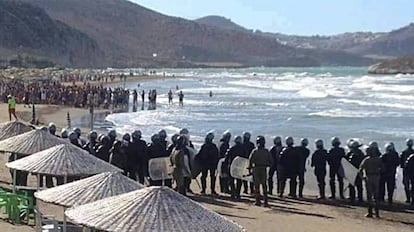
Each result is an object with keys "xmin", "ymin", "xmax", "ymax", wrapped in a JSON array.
[{"xmin": 368, "ymin": 56, "xmax": 414, "ymax": 74}]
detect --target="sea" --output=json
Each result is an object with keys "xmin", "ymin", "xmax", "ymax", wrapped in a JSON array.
[{"xmin": 105, "ymin": 67, "xmax": 414, "ymax": 200}]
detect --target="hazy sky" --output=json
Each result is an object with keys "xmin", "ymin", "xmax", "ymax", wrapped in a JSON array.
[{"xmin": 133, "ymin": 0, "xmax": 414, "ymax": 35}]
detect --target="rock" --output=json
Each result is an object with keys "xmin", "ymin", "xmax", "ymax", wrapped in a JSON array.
[{"xmin": 368, "ymin": 56, "xmax": 414, "ymax": 74}]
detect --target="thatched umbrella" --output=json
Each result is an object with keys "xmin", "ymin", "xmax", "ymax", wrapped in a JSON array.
[
  {"xmin": 66, "ymin": 186, "xmax": 245, "ymax": 232},
  {"xmin": 34, "ymin": 172, "xmax": 144, "ymax": 208},
  {"xmin": 6, "ymin": 144, "xmax": 122, "ymax": 177},
  {"xmin": 6, "ymin": 144, "xmax": 123, "ymax": 232},
  {"xmin": 0, "ymin": 121, "xmax": 33, "ymax": 141},
  {"xmin": 0, "ymin": 129, "xmax": 68, "ymax": 155},
  {"xmin": 0, "ymin": 129, "xmax": 68, "ymax": 194}
]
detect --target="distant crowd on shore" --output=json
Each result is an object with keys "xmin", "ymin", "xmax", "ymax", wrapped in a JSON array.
[{"xmin": 0, "ymin": 79, "xmax": 129, "ymax": 109}]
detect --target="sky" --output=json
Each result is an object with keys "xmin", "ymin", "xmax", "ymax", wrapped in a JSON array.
[{"xmin": 133, "ymin": 0, "xmax": 414, "ymax": 36}]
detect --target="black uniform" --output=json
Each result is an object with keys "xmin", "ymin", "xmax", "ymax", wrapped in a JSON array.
[
  {"xmin": 147, "ymin": 141, "xmax": 171, "ymax": 187},
  {"xmin": 126, "ymin": 138, "xmax": 148, "ymax": 183},
  {"xmin": 346, "ymin": 148, "xmax": 365, "ymax": 202},
  {"xmin": 405, "ymin": 154, "xmax": 414, "ymax": 205},
  {"xmin": 96, "ymin": 142, "xmax": 112, "ymax": 162},
  {"xmin": 225, "ymin": 143, "xmax": 245, "ymax": 198},
  {"xmin": 219, "ymin": 140, "xmax": 231, "ymax": 193},
  {"xmin": 279, "ymin": 146, "xmax": 300, "ymax": 197},
  {"xmin": 268, "ymin": 145, "xmax": 283, "ymax": 195},
  {"xmin": 296, "ymin": 145, "xmax": 310, "ymax": 197},
  {"xmin": 327, "ymin": 147, "xmax": 345, "ymax": 199},
  {"xmin": 379, "ymin": 150, "xmax": 400, "ymax": 203},
  {"xmin": 242, "ymin": 141, "xmax": 255, "ymax": 193},
  {"xmin": 401, "ymin": 147, "xmax": 414, "ymax": 203},
  {"xmin": 197, "ymin": 142, "xmax": 219, "ymax": 194},
  {"xmin": 109, "ymin": 145, "xmax": 127, "ymax": 173},
  {"xmin": 311, "ymin": 149, "xmax": 328, "ymax": 199}
]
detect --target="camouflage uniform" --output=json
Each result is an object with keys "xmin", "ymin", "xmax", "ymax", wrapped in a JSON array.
[
  {"xmin": 359, "ymin": 153, "xmax": 382, "ymax": 217},
  {"xmin": 249, "ymin": 148, "xmax": 273, "ymax": 205},
  {"xmin": 170, "ymin": 147, "xmax": 185, "ymax": 195}
]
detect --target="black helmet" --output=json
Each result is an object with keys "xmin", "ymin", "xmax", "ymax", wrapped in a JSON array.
[
  {"xmin": 171, "ymin": 134, "xmax": 180, "ymax": 143},
  {"xmin": 222, "ymin": 130, "xmax": 231, "ymax": 141},
  {"xmin": 40, "ymin": 126, "xmax": 48, "ymax": 132},
  {"xmin": 285, "ymin": 136, "xmax": 294, "ymax": 146},
  {"xmin": 61, "ymin": 128, "xmax": 69, "ymax": 138},
  {"xmin": 234, "ymin": 136, "xmax": 242, "ymax": 144},
  {"xmin": 48, "ymin": 123, "xmax": 57, "ymax": 134},
  {"xmin": 158, "ymin": 129, "xmax": 167, "ymax": 140},
  {"xmin": 406, "ymin": 138, "xmax": 413, "ymax": 147},
  {"xmin": 314, "ymin": 139, "xmax": 323, "ymax": 148},
  {"xmin": 179, "ymin": 128, "xmax": 189, "ymax": 135},
  {"xmin": 300, "ymin": 138, "xmax": 309, "ymax": 147},
  {"xmin": 89, "ymin": 131, "xmax": 98, "ymax": 141},
  {"xmin": 205, "ymin": 132, "xmax": 214, "ymax": 142},
  {"xmin": 273, "ymin": 136, "xmax": 282, "ymax": 145},
  {"xmin": 331, "ymin": 137, "xmax": 341, "ymax": 147},
  {"xmin": 176, "ymin": 135, "xmax": 186, "ymax": 147},
  {"xmin": 108, "ymin": 129, "xmax": 117, "ymax": 139},
  {"xmin": 122, "ymin": 133, "xmax": 131, "ymax": 142},
  {"xmin": 101, "ymin": 136, "xmax": 110, "ymax": 146},
  {"xmin": 151, "ymin": 133, "xmax": 160, "ymax": 143},
  {"xmin": 68, "ymin": 131, "xmax": 78, "ymax": 141},
  {"xmin": 243, "ymin": 132, "xmax": 251, "ymax": 141},
  {"xmin": 73, "ymin": 127, "xmax": 81, "ymax": 137},
  {"xmin": 256, "ymin": 136, "xmax": 265, "ymax": 147},
  {"xmin": 132, "ymin": 130, "xmax": 142, "ymax": 140}
]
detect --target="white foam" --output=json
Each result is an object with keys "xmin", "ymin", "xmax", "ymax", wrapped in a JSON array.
[{"xmin": 338, "ymin": 98, "xmax": 414, "ymax": 110}]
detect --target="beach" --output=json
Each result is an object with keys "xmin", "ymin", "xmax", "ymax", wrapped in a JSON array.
[{"xmin": 0, "ymin": 70, "xmax": 414, "ymax": 231}]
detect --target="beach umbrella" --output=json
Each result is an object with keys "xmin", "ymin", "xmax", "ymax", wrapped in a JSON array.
[
  {"xmin": 35, "ymin": 172, "xmax": 143, "ymax": 208},
  {"xmin": 0, "ymin": 129, "xmax": 69, "ymax": 194},
  {"xmin": 6, "ymin": 144, "xmax": 122, "ymax": 177},
  {"xmin": 0, "ymin": 129, "xmax": 68, "ymax": 156},
  {"xmin": 35, "ymin": 172, "xmax": 143, "ymax": 232},
  {"xmin": 0, "ymin": 121, "xmax": 33, "ymax": 141},
  {"xmin": 65, "ymin": 186, "xmax": 245, "ymax": 232}
]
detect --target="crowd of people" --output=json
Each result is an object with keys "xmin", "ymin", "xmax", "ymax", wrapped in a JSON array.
[
  {"xmin": 9, "ymin": 123, "xmax": 414, "ymax": 218},
  {"xmin": 0, "ymin": 79, "xmax": 129, "ymax": 109}
]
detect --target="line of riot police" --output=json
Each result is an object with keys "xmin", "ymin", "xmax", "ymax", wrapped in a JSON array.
[{"xmin": 46, "ymin": 123, "xmax": 414, "ymax": 211}]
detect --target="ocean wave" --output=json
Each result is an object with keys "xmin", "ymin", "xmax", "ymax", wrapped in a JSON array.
[
  {"xmin": 298, "ymin": 89, "xmax": 329, "ymax": 98},
  {"xmin": 308, "ymin": 108, "xmax": 403, "ymax": 118},
  {"xmin": 338, "ymin": 98, "xmax": 414, "ymax": 110}
]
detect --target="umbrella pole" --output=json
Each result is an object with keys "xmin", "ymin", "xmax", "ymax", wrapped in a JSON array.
[
  {"xmin": 63, "ymin": 207, "xmax": 67, "ymax": 232},
  {"xmin": 62, "ymin": 175, "xmax": 68, "ymax": 232},
  {"xmin": 35, "ymin": 173, "xmax": 41, "ymax": 231},
  {"xmin": 12, "ymin": 153, "xmax": 17, "ymax": 193}
]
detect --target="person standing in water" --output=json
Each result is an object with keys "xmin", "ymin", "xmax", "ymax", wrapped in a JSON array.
[
  {"xmin": 178, "ymin": 91, "xmax": 184, "ymax": 107},
  {"xmin": 168, "ymin": 89, "xmax": 173, "ymax": 104}
]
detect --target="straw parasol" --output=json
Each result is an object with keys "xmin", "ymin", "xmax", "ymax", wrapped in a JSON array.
[
  {"xmin": 35, "ymin": 172, "xmax": 144, "ymax": 208},
  {"xmin": 6, "ymin": 144, "xmax": 122, "ymax": 176},
  {"xmin": 0, "ymin": 129, "xmax": 68, "ymax": 156},
  {"xmin": 65, "ymin": 186, "xmax": 245, "ymax": 232},
  {"xmin": 0, "ymin": 121, "xmax": 33, "ymax": 141}
]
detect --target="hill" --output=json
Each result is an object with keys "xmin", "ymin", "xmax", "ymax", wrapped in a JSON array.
[
  {"xmin": 195, "ymin": 16, "xmax": 250, "ymax": 32},
  {"xmin": 0, "ymin": 0, "xmax": 103, "ymax": 68},
  {"xmin": 7, "ymin": 0, "xmax": 375, "ymax": 68}
]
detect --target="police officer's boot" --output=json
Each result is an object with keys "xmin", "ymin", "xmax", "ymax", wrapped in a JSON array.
[
  {"xmin": 211, "ymin": 176, "xmax": 217, "ymax": 195},
  {"xmin": 404, "ymin": 188, "xmax": 411, "ymax": 203},
  {"xmin": 329, "ymin": 182, "xmax": 336, "ymax": 199},
  {"xmin": 279, "ymin": 182, "xmax": 286, "ymax": 198},
  {"xmin": 318, "ymin": 184, "xmax": 325, "ymax": 200},
  {"xmin": 264, "ymin": 195, "xmax": 269, "ymax": 207},
  {"xmin": 268, "ymin": 184, "xmax": 273, "ymax": 196},
  {"xmin": 375, "ymin": 207, "xmax": 380, "ymax": 218},
  {"xmin": 339, "ymin": 181, "xmax": 345, "ymax": 199},
  {"xmin": 255, "ymin": 194, "xmax": 261, "ymax": 206},
  {"xmin": 365, "ymin": 206, "xmax": 373, "ymax": 218},
  {"xmin": 299, "ymin": 183, "xmax": 304, "ymax": 198}
]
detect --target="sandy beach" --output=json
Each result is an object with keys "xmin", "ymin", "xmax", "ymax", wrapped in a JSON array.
[{"xmin": 0, "ymin": 78, "xmax": 413, "ymax": 232}]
